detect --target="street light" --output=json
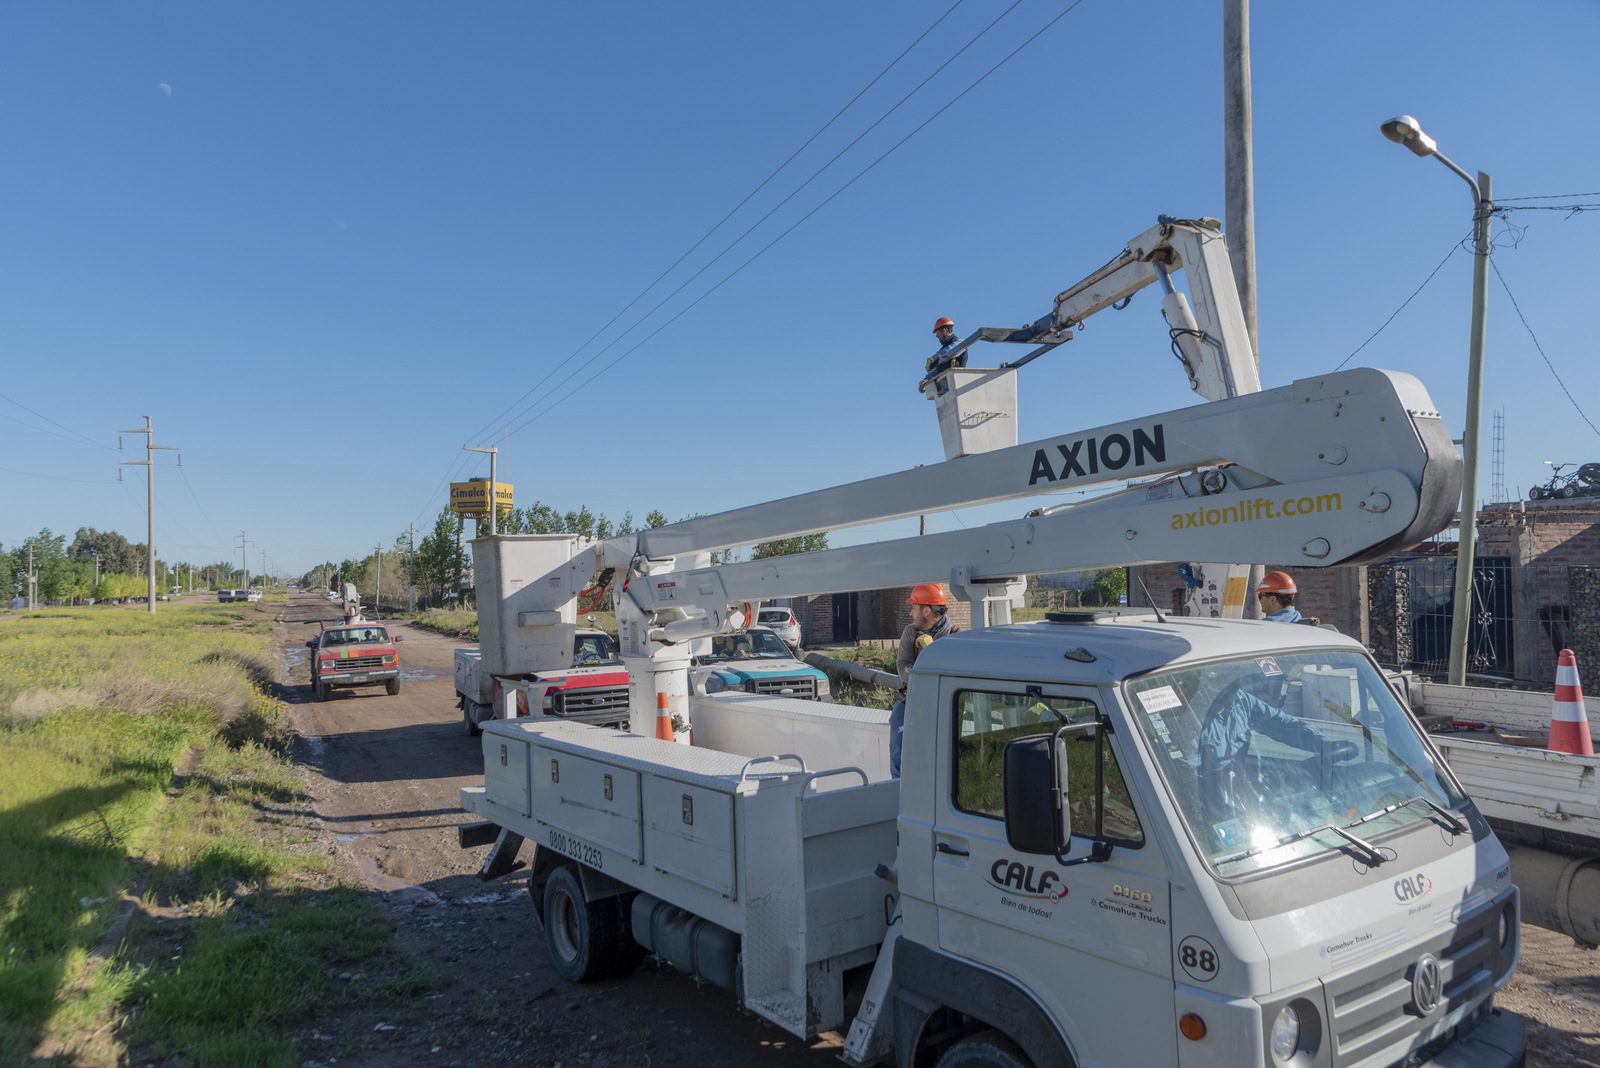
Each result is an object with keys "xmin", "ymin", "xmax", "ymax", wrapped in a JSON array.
[{"xmin": 1380, "ymin": 114, "xmax": 1493, "ymax": 686}]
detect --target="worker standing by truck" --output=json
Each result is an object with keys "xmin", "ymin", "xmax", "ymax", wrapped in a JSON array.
[
  {"xmin": 1255, "ymin": 569, "xmax": 1303, "ymax": 622},
  {"xmin": 890, "ymin": 583, "xmax": 958, "ymax": 777}
]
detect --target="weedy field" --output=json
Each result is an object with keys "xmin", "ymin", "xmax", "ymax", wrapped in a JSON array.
[{"xmin": 0, "ymin": 599, "xmax": 429, "ymax": 1067}]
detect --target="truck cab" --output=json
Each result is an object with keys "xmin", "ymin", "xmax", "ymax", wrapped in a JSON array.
[
  {"xmin": 458, "ymin": 628, "xmax": 632, "ymax": 734},
  {"xmin": 306, "ymin": 623, "xmax": 402, "ymax": 700},
  {"xmin": 690, "ymin": 626, "xmax": 830, "ymax": 700},
  {"xmin": 883, "ymin": 611, "xmax": 1521, "ymax": 1068}
]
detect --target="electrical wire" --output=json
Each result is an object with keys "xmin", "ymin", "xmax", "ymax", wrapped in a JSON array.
[
  {"xmin": 176, "ymin": 464, "xmax": 230, "ymax": 546},
  {"xmin": 1497, "ymin": 191, "xmax": 1600, "ymax": 202},
  {"xmin": 1490, "ymin": 258, "xmax": 1600, "ymax": 442},
  {"xmin": 0, "ymin": 464, "xmax": 117, "ymax": 485},
  {"xmin": 0, "ymin": 392, "xmax": 119, "ymax": 452},
  {"xmin": 459, "ymin": 0, "xmax": 975, "ymax": 449},
  {"xmin": 1332, "ymin": 239, "xmax": 1462, "ymax": 372},
  {"xmin": 487, "ymin": 0, "xmax": 1030, "ymax": 444},
  {"xmin": 503, "ymin": 0, "xmax": 1093, "ymax": 440}
]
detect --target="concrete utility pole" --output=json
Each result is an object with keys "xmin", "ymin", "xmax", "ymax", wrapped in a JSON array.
[
  {"xmin": 405, "ymin": 525, "xmax": 418, "ymax": 613},
  {"xmin": 1380, "ymin": 115, "xmax": 1493, "ymax": 686},
  {"xmin": 27, "ymin": 544, "xmax": 36, "ymax": 610},
  {"xmin": 260, "ymin": 550, "xmax": 267, "ymax": 590},
  {"xmin": 1223, "ymin": 0, "xmax": 1266, "ymax": 620},
  {"xmin": 462, "ymin": 445, "xmax": 500, "ymax": 536},
  {"xmin": 374, "ymin": 544, "xmax": 382, "ymax": 620},
  {"xmin": 119, "ymin": 416, "xmax": 179, "ymax": 614},
  {"xmin": 236, "ymin": 532, "xmax": 250, "ymax": 592}
]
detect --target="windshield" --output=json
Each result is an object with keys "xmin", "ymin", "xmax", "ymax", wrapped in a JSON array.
[
  {"xmin": 571, "ymin": 633, "xmax": 620, "ymax": 666},
  {"xmin": 321, "ymin": 627, "xmax": 388, "ymax": 646},
  {"xmin": 703, "ymin": 629, "xmax": 792, "ymax": 663},
  {"xmin": 1124, "ymin": 650, "xmax": 1466, "ymax": 878},
  {"xmin": 757, "ymin": 610, "xmax": 790, "ymax": 625}
]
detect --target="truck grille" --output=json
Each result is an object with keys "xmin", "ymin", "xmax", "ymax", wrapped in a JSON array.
[
  {"xmin": 551, "ymin": 686, "xmax": 630, "ymax": 725},
  {"xmin": 744, "ymin": 675, "xmax": 816, "ymax": 699},
  {"xmin": 1323, "ymin": 901, "xmax": 1507, "ymax": 1066},
  {"xmin": 335, "ymin": 655, "xmax": 386, "ymax": 670}
]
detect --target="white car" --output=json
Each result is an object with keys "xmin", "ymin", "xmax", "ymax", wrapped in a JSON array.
[{"xmin": 755, "ymin": 606, "xmax": 801, "ymax": 647}]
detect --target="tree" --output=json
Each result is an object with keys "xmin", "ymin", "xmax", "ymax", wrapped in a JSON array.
[
  {"xmin": 1090, "ymin": 567, "xmax": 1127, "ymax": 606},
  {"xmin": 416, "ymin": 507, "xmax": 467, "ymax": 605},
  {"xmin": 752, "ymin": 533, "xmax": 829, "ymax": 559}
]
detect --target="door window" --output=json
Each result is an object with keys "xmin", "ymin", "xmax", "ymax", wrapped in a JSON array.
[{"xmin": 953, "ymin": 690, "xmax": 1143, "ymax": 845}]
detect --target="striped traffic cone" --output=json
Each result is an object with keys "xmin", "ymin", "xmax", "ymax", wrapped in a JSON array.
[
  {"xmin": 655, "ymin": 691, "xmax": 675, "ymax": 742},
  {"xmin": 1550, "ymin": 649, "xmax": 1595, "ymax": 756}
]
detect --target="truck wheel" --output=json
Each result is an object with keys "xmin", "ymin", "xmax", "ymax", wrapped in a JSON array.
[
  {"xmin": 386, "ymin": 677, "xmax": 401, "ymax": 696},
  {"xmin": 317, "ymin": 683, "xmax": 330, "ymax": 702},
  {"xmin": 464, "ymin": 702, "xmax": 482, "ymax": 737},
  {"xmin": 542, "ymin": 865, "xmax": 618, "ymax": 983},
  {"xmin": 610, "ymin": 892, "xmax": 646, "ymax": 975},
  {"xmin": 936, "ymin": 1031, "xmax": 1034, "ymax": 1068}
]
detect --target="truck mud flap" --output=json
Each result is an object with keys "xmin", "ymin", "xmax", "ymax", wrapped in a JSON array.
[
  {"xmin": 457, "ymin": 821, "xmax": 501, "ymax": 849},
  {"xmin": 892, "ymin": 938, "xmax": 1076, "ymax": 1068},
  {"xmin": 477, "ymin": 827, "xmax": 526, "ymax": 880}
]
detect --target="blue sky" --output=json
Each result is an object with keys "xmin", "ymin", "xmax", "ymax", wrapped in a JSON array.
[{"xmin": 2, "ymin": 1, "xmax": 1596, "ymax": 576}]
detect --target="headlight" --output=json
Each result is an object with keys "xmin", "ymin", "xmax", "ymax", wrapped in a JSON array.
[
  {"xmin": 1270, "ymin": 1005, "xmax": 1300, "ymax": 1061},
  {"xmin": 816, "ymin": 677, "xmax": 830, "ymax": 696},
  {"xmin": 705, "ymin": 675, "xmax": 725, "ymax": 694}
]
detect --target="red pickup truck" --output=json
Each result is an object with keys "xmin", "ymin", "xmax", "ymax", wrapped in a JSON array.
[
  {"xmin": 307, "ymin": 623, "xmax": 403, "ymax": 701},
  {"xmin": 457, "ymin": 628, "xmax": 628, "ymax": 734}
]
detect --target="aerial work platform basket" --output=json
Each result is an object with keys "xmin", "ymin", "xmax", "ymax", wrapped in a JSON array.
[{"xmin": 923, "ymin": 366, "xmax": 1019, "ymax": 460}]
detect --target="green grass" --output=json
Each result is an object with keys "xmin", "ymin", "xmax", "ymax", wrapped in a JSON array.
[{"xmin": 0, "ymin": 602, "xmax": 423, "ymax": 1066}]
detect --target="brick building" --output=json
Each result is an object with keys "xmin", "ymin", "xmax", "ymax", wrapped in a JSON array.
[{"xmin": 790, "ymin": 585, "xmax": 972, "ymax": 645}]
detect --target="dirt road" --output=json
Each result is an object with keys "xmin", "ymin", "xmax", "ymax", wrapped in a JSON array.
[
  {"xmin": 277, "ymin": 592, "xmax": 844, "ymax": 1067},
  {"xmin": 275, "ymin": 592, "xmax": 1598, "ymax": 1067}
]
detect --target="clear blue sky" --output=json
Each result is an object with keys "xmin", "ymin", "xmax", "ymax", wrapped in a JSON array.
[{"xmin": 3, "ymin": 1, "xmax": 1596, "ymax": 576}]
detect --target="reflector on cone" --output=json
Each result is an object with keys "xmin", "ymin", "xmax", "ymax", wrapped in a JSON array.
[{"xmin": 1550, "ymin": 649, "xmax": 1595, "ymax": 756}]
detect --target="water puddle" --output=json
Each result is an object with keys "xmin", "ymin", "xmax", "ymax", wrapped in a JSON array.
[{"xmin": 400, "ymin": 668, "xmax": 439, "ymax": 681}]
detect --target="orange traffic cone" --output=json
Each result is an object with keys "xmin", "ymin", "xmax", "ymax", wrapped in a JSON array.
[
  {"xmin": 1550, "ymin": 649, "xmax": 1595, "ymax": 756},
  {"xmin": 655, "ymin": 691, "xmax": 675, "ymax": 742}
]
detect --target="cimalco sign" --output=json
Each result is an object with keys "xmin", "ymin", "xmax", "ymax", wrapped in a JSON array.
[{"xmin": 450, "ymin": 481, "xmax": 514, "ymax": 516}]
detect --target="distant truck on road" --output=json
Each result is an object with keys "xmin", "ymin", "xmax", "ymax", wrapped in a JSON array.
[{"xmin": 305, "ymin": 622, "xmax": 403, "ymax": 700}]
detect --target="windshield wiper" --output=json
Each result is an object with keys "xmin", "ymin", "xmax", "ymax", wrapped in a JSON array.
[
  {"xmin": 1352, "ymin": 795, "xmax": 1469, "ymax": 836},
  {"xmin": 1216, "ymin": 821, "xmax": 1387, "ymax": 869}
]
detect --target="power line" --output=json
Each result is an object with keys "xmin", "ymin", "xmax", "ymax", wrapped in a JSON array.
[
  {"xmin": 1497, "ymin": 191, "xmax": 1600, "ymax": 201},
  {"xmin": 1332, "ymin": 238, "xmax": 1462, "ymax": 372},
  {"xmin": 0, "ymin": 392, "xmax": 118, "ymax": 452},
  {"xmin": 1490, "ymin": 258, "xmax": 1600, "ymax": 442},
  {"xmin": 0, "ymin": 464, "xmax": 117, "ymax": 485},
  {"xmin": 502, "ymin": 0, "xmax": 1094, "ymax": 440},
  {"xmin": 460, "ymin": 0, "xmax": 976, "ymax": 449},
  {"xmin": 483, "ymin": 0, "xmax": 1028, "ymax": 446}
]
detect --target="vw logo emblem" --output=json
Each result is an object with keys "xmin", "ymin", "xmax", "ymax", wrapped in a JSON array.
[{"xmin": 1412, "ymin": 954, "xmax": 1442, "ymax": 1015}]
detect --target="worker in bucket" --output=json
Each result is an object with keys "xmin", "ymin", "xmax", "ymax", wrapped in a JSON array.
[
  {"xmin": 924, "ymin": 316, "xmax": 966, "ymax": 395},
  {"xmin": 1255, "ymin": 571, "xmax": 1303, "ymax": 623},
  {"xmin": 891, "ymin": 584, "xmax": 960, "ymax": 778}
]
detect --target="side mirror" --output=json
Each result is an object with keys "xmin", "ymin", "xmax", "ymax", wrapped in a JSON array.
[
  {"xmin": 393, "ymin": 635, "xmax": 403, "ymax": 642},
  {"xmin": 305, "ymin": 640, "xmax": 316, "ymax": 649},
  {"xmin": 1003, "ymin": 734, "xmax": 1071, "ymax": 855}
]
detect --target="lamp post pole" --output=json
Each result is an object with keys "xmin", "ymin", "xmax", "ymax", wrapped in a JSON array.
[
  {"xmin": 1381, "ymin": 116, "xmax": 1492, "ymax": 686},
  {"xmin": 462, "ymin": 445, "xmax": 500, "ymax": 536}
]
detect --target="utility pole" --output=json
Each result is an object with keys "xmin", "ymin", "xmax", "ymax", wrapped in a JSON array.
[
  {"xmin": 462, "ymin": 445, "xmax": 500, "ymax": 536},
  {"xmin": 374, "ymin": 544, "xmax": 382, "ymax": 620},
  {"xmin": 1223, "ymin": 0, "xmax": 1266, "ymax": 620},
  {"xmin": 405, "ymin": 525, "xmax": 418, "ymax": 612},
  {"xmin": 260, "ymin": 549, "xmax": 267, "ymax": 590},
  {"xmin": 119, "ymin": 416, "xmax": 179, "ymax": 615},
  {"xmin": 27, "ymin": 544, "xmax": 36, "ymax": 610},
  {"xmin": 236, "ymin": 532, "xmax": 250, "ymax": 592}
]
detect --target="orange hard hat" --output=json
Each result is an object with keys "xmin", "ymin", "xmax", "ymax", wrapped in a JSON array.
[
  {"xmin": 907, "ymin": 583, "xmax": 948, "ymax": 606},
  {"xmin": 932, "ymin": 316, "xmax": 955, "ymax": 334},
  {"xmin": 1257, "ymin": 570, "xmax": 1298, "ymax": 595}
]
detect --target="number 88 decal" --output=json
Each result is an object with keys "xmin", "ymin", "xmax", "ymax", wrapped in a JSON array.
[{"xmin": 1178, "ymin": 935, "xmax": 1218, "ymax": 982}]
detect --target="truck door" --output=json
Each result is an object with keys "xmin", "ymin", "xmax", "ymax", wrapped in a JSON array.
[{"xmin": 931, "ymin": 677, "xmax": 1177, "ymax": 1067}]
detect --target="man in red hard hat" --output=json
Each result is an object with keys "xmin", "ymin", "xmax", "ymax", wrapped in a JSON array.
[
  {"xmin": 891, "ymin": 584, "xmax": 960, "ymax": 777},
  {"xmin": 1255, "ymin": 571, "xmax": 1302, "ymax": 623},
  {"xmin": 925, "ymin": 317, "xmax": 966, "ymax": 395}
]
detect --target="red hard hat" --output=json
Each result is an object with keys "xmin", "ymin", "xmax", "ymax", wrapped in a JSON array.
[
  {"xmin": 1257, "ymin": 570, "xmax": 1298, "ymax": 595},
  {"xmin": 932, "ymin": 316, "xmax": 955, "ymax": 334},
  {"xmin": 907, "ymin": 583, "xmax": 948, "ymax": 606}
]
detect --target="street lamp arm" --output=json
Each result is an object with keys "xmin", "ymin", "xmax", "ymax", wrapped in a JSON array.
[{"xmin": 1431, "ymin": 149, "xmax": 1485, "ymax": 207}]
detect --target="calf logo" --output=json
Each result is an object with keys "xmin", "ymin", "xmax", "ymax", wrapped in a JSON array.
[{"xmin": 988, "ymin": 858, "xmax": 1067, "ymax": 903}]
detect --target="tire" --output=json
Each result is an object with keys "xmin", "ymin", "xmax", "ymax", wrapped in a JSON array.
[
  {"xmin": 1529, "ymin": 487, "xmax": 1544, "ymax": 501},
  {"xmin": 936, "ymin": 1030, "xmax": 1035, "ymax": 1068},
  {"xmin": 318, "ymin": 684, "xmax": 331, "ymax": 702},
  {"xmin": 541, "ymin": 865, "xmax": 618, "ymax": 983},
  {"xmin": 464, "ymin": 700, "xmax": 482, "ymax": 737},
  {"xmin": 386, "ymin": 677, "xmax": 400, "ymax": 696},
  {"xmin": 1562, "ymin": 483, "xmax": 1579, "ymax": 498},
  {"xmin": 610, "ymin": 892, "xmax": 646, "ymax": 975}
]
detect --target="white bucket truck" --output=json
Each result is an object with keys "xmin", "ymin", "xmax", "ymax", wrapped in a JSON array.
[{"xmin": 458, "ymin": 218, "xmax": 1525, "ymax": 1067}]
